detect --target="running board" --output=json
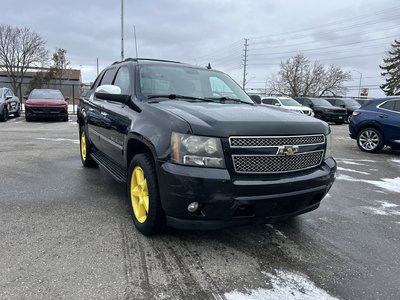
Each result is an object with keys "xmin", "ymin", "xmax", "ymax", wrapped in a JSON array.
[{"xmin": 91, "ymin": 150, "xmax": 127, "ymax": 183}]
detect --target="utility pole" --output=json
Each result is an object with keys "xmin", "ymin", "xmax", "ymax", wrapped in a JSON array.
[
  {"xmin": 121, "ymin": 0, "xmax": 124, "ymax": 61},
  {"xmin": 134, "ymin": 26, "xmax": 138, "ymax": 59},
  {"xmin": 96, "ymin": 58, "xmax": 99, "ymax": 76},
  {"xmin": 242, "ymin": 38, "xmax": 249, "ymax": 90}
]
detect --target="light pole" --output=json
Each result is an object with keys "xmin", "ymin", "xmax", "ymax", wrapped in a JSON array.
[
  {"xmin": 121, "ymin": 0, "xmax": 124, "ymax": 61},
  {"xmin": 353, "ymin": 70, "xmax": 362, "ymax": 98}
]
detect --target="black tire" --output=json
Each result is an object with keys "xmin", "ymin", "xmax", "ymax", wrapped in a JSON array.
[
  {"xmin": 0, "ymin": 107, "xmax": 8, "ymax": 122},
  {"xmin": 63, "ymin": 115, "xmax": 69, "ymax": 122},
  {"xmin": 14, "ymin": 105, "xmax": 21, "ymax": 117},
  {"xmin": 356, "ymin": 127, "xmax": 384, "ymax": 153},
  {"xmin": 315, "ymin": 112, "xmax": 323, "ymax": 120},
  {"xmin": 128, "ymin": 153, "xmax": 165, "ymax": 235},
  {"xmin": 25, "ymin": 116, "xmax": 32, "ymax": 122},
  {"xmin": 79, "ymin": 125, "xmax": 98, "ymax": 167}
]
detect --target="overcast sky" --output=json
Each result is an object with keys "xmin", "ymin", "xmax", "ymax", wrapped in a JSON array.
[{"xmin": 2, "ymin": 0, "xmax": 399, "ymax": 97}]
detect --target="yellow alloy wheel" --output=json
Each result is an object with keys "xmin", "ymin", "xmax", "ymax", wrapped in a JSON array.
[
  {"xmin": 130, "ymin": 166, "xmax": 149, "ymax": 223},
  {"xmin": 81, "ymin": 131, "xmax": 87, "ymax": 161}
]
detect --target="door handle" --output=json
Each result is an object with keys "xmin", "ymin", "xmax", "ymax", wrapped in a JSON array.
[
  {"xmin": 101, "ymin": 112, "xmax": 109, "ymax": 117},
  {"xmin": 378, "ymin": 114, "xmax": 388, "ymax": 118}
]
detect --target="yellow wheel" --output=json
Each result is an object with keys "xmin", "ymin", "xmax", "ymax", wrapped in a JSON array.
[
  {"xmin": 81, "ymin": 131, "xmax": 87, "ymax": 161},
  {"xmin": 79, "ymin": 125, "xmax": 97, "ymax": 167},
  {"xmin": 128, "ymin": 153, "xmax": 165, "ymax": 235},
  {"xmin": 130, "ymin": 166, "xmax": 149, "ymax": 223}
]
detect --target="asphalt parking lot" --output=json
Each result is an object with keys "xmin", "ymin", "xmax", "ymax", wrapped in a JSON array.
[{"xmin": 0, "ymin": 116, "xmax": 399, "ymax": 300}]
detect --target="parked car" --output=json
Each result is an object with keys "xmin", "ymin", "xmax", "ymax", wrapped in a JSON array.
[
  {"xmin": 261, "ymin": 96, "xmax": 314, "ymax": 116},
  {"xmin": 78, "ymin": 58, "xmax": 336, "ymax": 235},
  {"xmin": 0, "ymin": 87, "xmax": 21, "ymax": 122},
  {"xmin": 349, "ymin": 97, "xmax": 400, "ymax": 153},
  {"xmin": 25, "ymin": 89, "xmax": 69, "ymax": 122},
  {"xmin": 295, "ymin": 97, "xmax": 347, "ymax": 124},
  {"xmin": 325, "ymin": 98, "xmax": 361, "ymax": 123}
]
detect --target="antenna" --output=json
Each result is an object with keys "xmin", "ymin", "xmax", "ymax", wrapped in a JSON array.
[{"xmin": 134, "ymin": 26, "xmax": 139, "ymax": 59}]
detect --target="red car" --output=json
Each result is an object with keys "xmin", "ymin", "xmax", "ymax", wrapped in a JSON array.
[{"xmin": 25, "ymin": 89, "xmax": 69, "ymax": 121}]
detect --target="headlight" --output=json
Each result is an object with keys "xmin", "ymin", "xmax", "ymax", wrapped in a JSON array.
[
  {"xmin": 352, "ymin": 111, "xmax": 361, "ymax": 116},
  {"xmin": 171, "ymin": 132, "xmax": 225, "ymax": 168},
  {"xmin": 324, "ymin": 132, "xmax": 332, "ymax": 159}
]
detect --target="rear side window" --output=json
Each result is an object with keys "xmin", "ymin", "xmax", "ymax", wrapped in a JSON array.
[
  {"xmin": 394, "ymin": 100, "xmax": 400, "ymax": 112},
  {"xmin": 380, "ymin": 101, "xmax": 395, "ymax": 111},
  {"xmin": 262, "ymin": 98, "xmax": 272, "ymax": 105}
]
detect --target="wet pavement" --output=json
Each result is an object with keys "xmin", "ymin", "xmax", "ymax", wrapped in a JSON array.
[{"xmin": 0, "ymin": 117, "xmax": 399, "ymax": 299}]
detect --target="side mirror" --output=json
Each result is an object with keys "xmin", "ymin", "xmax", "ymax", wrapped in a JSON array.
[
  {"xmin": 274, "ymin": 103, "xmax": 281, "ymax": 106},
  {"xmin": 65, "ymin": 97, "xmax": 70, "ymax": 101},
  {"xmin": 340, "ymin": 104, "xmax": 345, "ymax": 108},
  {"xmin": 23, "ymin": 95, "xmax": 28, "ymax": 100},
  {"xmin": 94, "ymin": 85, "xmax": 130, "ymax": 104},
  {"xmin": 5, "ymin": 96, "xmax": 13, "ymax": 100},
  {"xmin": 309, "ymin": 103, "xmax": 314, "ymax": 109}
]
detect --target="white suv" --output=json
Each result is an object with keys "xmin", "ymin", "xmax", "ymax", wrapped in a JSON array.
[{"xmin": 261, "ymin": 96, "xmax": 314, "ymax": 117}]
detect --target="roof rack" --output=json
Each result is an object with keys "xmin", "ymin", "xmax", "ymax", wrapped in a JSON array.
[{"xmin": 112, "ymin": 58, "xmax": 182, "ymax": 65}]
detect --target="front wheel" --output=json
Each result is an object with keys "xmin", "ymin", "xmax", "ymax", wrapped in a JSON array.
[
  {"xmin": 80, "ymin": 126, "xmax": 98, "ymax": 167},
  {"xmin": 14, "ymin": 105, "xmax": 21, "ymax": 117},
  {"xmin": 0, "ymin": 107, "xmax": 8, "ymax": 122},
  {"xmin": 128, "ymin": 153, "xmax": 165, "ymax": 235},
  {"xmin": 357, "ymin": 127, "xmax": 384, "ymax": 153}
]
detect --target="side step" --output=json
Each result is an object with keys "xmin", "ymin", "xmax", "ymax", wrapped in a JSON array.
[{"xmin": 91, "ymin": 150, "xmax": 128, "ymax": 183}]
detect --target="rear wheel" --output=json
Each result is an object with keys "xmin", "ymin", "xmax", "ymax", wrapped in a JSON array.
[
  {"xmin": 128, "ymin": 153, "xmax": 165, "ymax": 235},
  {"xmin": 357, "ymin": 127, "xmax": 384, "ymax": 153},
  {"xmin": 80, "ymin": 126, "xmax": 98, "ymax": 167},
  {"xmin": 0, "ymin": 107, "xmax": 8, "ymax": 122}
]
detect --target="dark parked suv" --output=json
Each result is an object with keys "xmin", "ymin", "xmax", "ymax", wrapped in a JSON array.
[
  {"xmin": 295, "ymin": 97, "xmax": 347, "ymax": 124},
  {"xmin": 349, "ymin": 97, "xmax": 400, "ymax": 153},
  {"xmin": 78, "ymin": 58, "xmax": 336, "ymax": 235},
  {"xmin": 325, "ymin": 98, "xmax": 361, "ymax": 123}
]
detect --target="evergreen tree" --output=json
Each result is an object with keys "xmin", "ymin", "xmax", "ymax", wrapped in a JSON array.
[{"xmin": 380, "ymin": 39, "xmax": 400, "ymax": 96}]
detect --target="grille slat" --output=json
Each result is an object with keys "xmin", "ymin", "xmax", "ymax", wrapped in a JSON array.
[
  {"xmin": 229, "ymin": 135, "xmax": 324, "ymax": 148},
  {"xmin": 233, "ymin": 151, "xmax": 324, "ymax": 174},
  {"xmin": 229, "ymin": 134, "xmax": 325, "ymax": 174}
]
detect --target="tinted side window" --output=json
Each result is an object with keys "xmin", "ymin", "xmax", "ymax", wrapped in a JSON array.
[
  {"xmin": 99, "ymin": 68, "xmax": 117, "ymax": 86},
  {"xmin": 262, "ymin": 98, "xmax": 272, "ymax": 105},
  {"xmin": 113, "ymin": 66, "xmax": 131, "ymax": 94},
  {"xmin": 380, "ymin": 101, "xmax": 395, "ymax": 111},
  {"xmin": 394, "ymin": 100, "xmax": 400, "ymax": 112}
]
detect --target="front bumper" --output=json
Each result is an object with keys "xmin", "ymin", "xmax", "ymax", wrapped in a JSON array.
[
  {"xmin": 158, "ymin": 157, "xmax": 336, "ymax": 230},
  {"xmin": 25, "ymin": 106, "xmax": 68, "ymax": 118},
  {"xmin": 323, "ymin": 113, "xmax": 346, "ymax": 122}
]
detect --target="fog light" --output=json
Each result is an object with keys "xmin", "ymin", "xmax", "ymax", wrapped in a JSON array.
[{"xmin": 188, "ymin": 202, "xmax": 199, "ymax": 213}]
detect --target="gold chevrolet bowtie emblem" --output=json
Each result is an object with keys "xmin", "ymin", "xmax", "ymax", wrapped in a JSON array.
[{"xmin": 277, "ymin": 145, "xmax": 299, "ymax": 156}]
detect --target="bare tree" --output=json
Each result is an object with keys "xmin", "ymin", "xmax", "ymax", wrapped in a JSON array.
[
  {"xmin": 268, "ymin": 54, "xmax": 351, "ymax": 97},
  {"xmin": 51, "ymin": 48, "xmax": 70, "ymax": 87},
  {"xmin": 0, "ymin": 25, "xmax": 48, "ymax": 98}
]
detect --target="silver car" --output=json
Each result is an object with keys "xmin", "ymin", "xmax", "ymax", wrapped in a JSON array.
[{"xmin": 0, "ymin": 87, "xmax": 21, "ymax": 121}]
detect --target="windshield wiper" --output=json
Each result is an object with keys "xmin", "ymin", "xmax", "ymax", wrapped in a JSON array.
[
  {"xmin": 147, "ymin": 94, "xmax": 215, "ymax": 103},
  {"xmin": 205, "ymin": 97, "xmax": 253, "ymax": 105}
]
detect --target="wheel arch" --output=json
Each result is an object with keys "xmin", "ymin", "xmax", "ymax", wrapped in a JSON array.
[
  {"xmin": 356, "ymin": 122, "xmax": 385, "ymax": 142},
  {"xmin": 126, "ymin": 133, "xmax": 158, "ymax": 168}
]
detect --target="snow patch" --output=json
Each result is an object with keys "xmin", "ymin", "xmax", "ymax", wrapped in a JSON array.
[
  {"xmin": 36, "ymin": 138, "xmax": 79, "ymax": 144},
  {"xmin": 337, "ymin": 167, "xmax": 370, "ymax": 175},
  {"xmin": 224, "ymin": 270, "xmax": 338, "ymax": 300},
  {"xmin": 337, "ymin": 174, "xmax": 400, "ymax": 193},
  {"xmin": 362, "ymin": 201, "xmax": 400, "ymax": 216},
  {"xmin": 391, "ymin": 159, "xmax": 400, "ymax": 165},
  {"xmin": 265, "ymin": 224, "xmax": 287, "ymax": 239}
]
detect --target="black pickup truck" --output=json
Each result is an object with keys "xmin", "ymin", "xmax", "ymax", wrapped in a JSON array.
[{"xmin": 78, "ymin": 58, "xmax": 337, "ymax": 235}]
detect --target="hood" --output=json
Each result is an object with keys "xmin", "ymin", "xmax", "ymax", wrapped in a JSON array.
[
  {"xmin": 26, "ymin": 98, "xmax": 66, "ymax": 106},
  {"xmin": 313, "ymin": 104, "xmax": 346, "ymax": 111},
  {"xmin": 153, "ymin": 100, "xmax": 329, "ymax": 137}
]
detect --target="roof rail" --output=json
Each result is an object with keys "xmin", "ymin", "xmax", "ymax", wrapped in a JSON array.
[{"xmin": 112, "ymin": 58, "xmax": 182, "ymax": 65}]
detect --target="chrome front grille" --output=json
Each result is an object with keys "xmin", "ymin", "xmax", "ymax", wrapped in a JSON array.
[
  {"xmin": 229, "ymin": 134, "xmax": 325, "ymax": 174},
  {"xmin": 229, "ymin": 135, "xmax": 325, "ymax": 148},
  {"xmin": 232, "ymin": 151, "xmax": 324, "ymax": 174}
]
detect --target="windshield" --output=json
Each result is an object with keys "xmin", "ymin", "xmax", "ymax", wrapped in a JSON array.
[
  {"xmin": 279, "ymin": 98, "xmax": 302, "ymax": 106},
  {"xmin": 310, "ymin": 98, "xmax": 332, "ymax": 106},
  {"xmin": 29, "ymin": 89, "xmax": 64, "ymax": 100},
  {"xmin": 138, "ymin": 64, "xmax": 253, "ymax": 104},
  {"xmin": 343, "ymin": 99, "xmax": 361, "ymax": 106}
]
